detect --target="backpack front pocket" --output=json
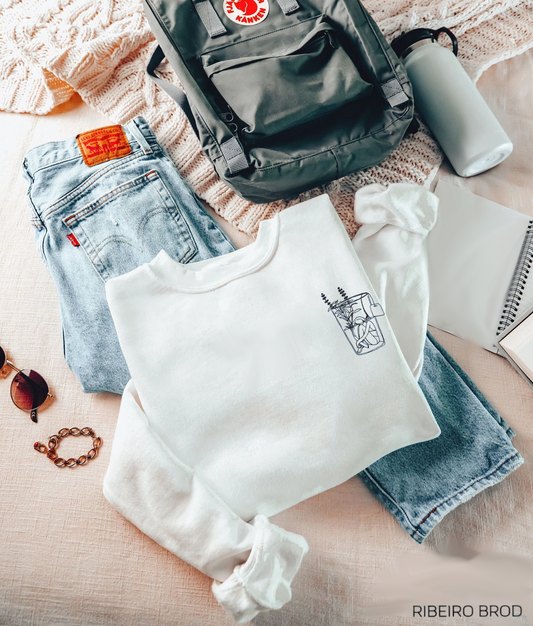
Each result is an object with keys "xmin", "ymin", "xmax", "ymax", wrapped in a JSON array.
[
  {"xmin": 63, "ymin": 170, "xmax": 198, "ymax": 282},
  {"xmin": 202, "ymin": 18, "xmax": 373, "ymax": 140}
]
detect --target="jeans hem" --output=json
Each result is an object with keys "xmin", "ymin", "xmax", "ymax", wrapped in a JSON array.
[
  {"xmin": 361, "ymin": 451, "xmax": 524, "ymax": 544},
  {"xmin": 411, "ymin": 452, "xmax": 524, "ymax": 543}
]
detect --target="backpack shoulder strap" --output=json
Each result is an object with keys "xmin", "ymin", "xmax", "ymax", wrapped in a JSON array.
[
  {"xmin": 146, "ymin": 46, "xmax": 199, "ymax": 136},
  {"xmin": 146, "ymin": 46, "xmax": 249, "ymax": 174},
  {"xmin": 191, "ymin": 0, "xmax": 227, "ymax": 37}
]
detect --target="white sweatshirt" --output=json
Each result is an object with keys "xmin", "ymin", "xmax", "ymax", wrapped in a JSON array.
[
  {"xmin": 352, "ymin": 183, "xmax": 439, "ymax": 379},
  {"xmin": 103, "ymin": 186, "xmax": 440, "ymax": 624}
]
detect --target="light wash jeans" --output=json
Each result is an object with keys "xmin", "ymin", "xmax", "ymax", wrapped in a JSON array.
[
  {"xmin": 360, "ymin": 332, "xmax": 523, "ymax": 542},
  {"xmin": 23, "ymin": 117, "xmax": 235, "ymax": 394}
]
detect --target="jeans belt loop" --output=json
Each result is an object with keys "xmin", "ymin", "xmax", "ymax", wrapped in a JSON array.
[{"xmin": 127, "ymin": 119, "xmax": 153, "ymax": 155}]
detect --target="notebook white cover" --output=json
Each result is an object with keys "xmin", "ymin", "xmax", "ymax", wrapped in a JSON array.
[
  {"xmin": 498, "ymin": 305, "xmax": 533, "ymax": 389},
  {"xmin": 427, "ymin": 180, "xmax": 532, "ymax": 352}
]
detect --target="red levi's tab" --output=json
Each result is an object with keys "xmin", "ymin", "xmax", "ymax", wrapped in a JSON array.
[
  {"xmin": 76, "ymin": 125, "xmax": 132, "ymax": 167},
  {"xmin": 67, "ymin": 233, "xmax": 80, "ymax": 247}
]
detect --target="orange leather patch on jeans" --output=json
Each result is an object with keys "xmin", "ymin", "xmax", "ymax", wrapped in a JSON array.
[{"xmin": 76, "ymin": 125, "xmax": 132, "ymax": 167}]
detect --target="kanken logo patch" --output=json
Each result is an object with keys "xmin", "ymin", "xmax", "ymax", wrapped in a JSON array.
[
  {"xmin": 223, "ymin": 0, "xmax": 269, "ymax": 25},
  {"xmin": 76, "ymin": 125, "xmax": 132, "ymax": 167}
]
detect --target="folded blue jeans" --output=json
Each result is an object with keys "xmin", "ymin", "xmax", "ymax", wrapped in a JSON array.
[
  {"xmin": 22, "ymin": 117, "xmax": 235, "ymax": 394},
  {"xmin": 360, "ymin": 332, "xmax": 523, "ymax": 543}
]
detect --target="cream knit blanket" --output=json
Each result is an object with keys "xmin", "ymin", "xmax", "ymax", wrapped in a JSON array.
[{"xmin": 2, "ymin": 0, "xmax": 533, "ymax": 237}]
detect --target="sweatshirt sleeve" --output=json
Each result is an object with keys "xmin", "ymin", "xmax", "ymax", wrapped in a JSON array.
[
  {"xmin": 352, "ymin": 183, "xmax": 439, "ymax": 380},
  {"xmin": 103, "ymin": 380, "xmax": 308, "ymax": 624}
]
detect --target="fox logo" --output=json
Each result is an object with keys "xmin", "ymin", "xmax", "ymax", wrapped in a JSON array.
[
  {"xmin": 224, "ymin": 0, "xmax": 268, "ymax": 24},
  {"xmin": 233, "ymin": 0, "xmax": 258, "ymax": 15}
]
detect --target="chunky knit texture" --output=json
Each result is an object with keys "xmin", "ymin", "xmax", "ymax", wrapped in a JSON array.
[{"xmin": 2, "ymin": 0, "xmax": 533, "ymax": 237}]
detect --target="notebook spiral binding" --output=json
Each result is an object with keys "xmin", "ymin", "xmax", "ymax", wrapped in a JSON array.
[{"xmin": 497, "ymin": 220, "xmax": 533, "ymax": 334}]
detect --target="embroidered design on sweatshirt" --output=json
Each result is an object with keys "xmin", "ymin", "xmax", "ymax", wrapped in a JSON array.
[{"xmin": 321, "ymin": 288, "xmax": 386, "ymax": 355}]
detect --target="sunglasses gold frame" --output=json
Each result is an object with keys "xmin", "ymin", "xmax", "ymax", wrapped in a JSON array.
[{"xmin": 0, "ymin": 347, "xmax": 54, "ymax": 422}]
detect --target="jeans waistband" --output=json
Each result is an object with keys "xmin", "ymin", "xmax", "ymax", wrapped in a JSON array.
[{"xmin": 23, "ymin": 117, "xmax": 160, "ymax": 178}]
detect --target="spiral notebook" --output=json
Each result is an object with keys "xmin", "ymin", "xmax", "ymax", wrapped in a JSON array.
[{"xmin": 427, "ymin": 180, "xmax": 533, "ymax": 353}]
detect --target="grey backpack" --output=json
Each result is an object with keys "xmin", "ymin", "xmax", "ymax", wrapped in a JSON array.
[{"xmin": 143, "ymin": 0, "xmax": 414, "ymax": 203}]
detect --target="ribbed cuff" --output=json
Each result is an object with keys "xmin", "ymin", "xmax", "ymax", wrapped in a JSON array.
[{"xmin": 212, "ymin": 515, "xmax": 309, "ymax": 624}]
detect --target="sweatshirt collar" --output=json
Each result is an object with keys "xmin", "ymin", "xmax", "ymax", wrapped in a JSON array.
[{"xmin": 146, "ymin": 213, "xmax": 280, "ymax": 293}]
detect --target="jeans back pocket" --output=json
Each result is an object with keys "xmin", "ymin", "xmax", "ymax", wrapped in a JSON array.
[{"xmin": 63, "ymin": 170, "xmax": 198, "ymax": 281}]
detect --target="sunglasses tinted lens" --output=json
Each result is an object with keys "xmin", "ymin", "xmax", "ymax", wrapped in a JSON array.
[
  {"xmin": 0, "ymin": 347, "xmax": 5, "ymax": 369},
  {"xmin": 10, "ymin": 369, "xmax": 49, "ymax": 411}
]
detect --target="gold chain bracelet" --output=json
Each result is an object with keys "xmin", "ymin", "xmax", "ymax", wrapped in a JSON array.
[{"xmin": 34, "ymin": 427, "xmax": 103, "ymax": 468}]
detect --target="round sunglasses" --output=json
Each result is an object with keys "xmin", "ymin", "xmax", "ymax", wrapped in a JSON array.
[{"xmin": 0, "ymin": 346, "xmax": 54, "ymax": 422}]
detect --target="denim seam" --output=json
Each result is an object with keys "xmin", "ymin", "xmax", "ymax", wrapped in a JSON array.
[
  {"xmin": 362, "ymin": 450, "xmax": 523, "ymax": 542},
  {"xmin": 360, "ymin": 469, "xmax": 420, "ymax": 534},
  {"xmin": 38, "ymin": 223, "xmax": 49, "ymax": 262},
  {"xmin": 127, "ymin": 119, "xmax": 154, "ymax": 154},
  {"xmin": 28, "ymin": 154, "xmax": 84, "ymax": 177},
  {"xmin": 158, "ymin": 153, "xmax": 235, "ymax": 252},
  {"xmin": 24, "ymin": 165, "xmax": 45, "ymax": 231},
  {"xmin": 63, "ymin": 171, "xmax": 159, "ymax": 225},
  {"xmin": 151, "ymin": 175, "xmax": 199, "ymax": 263},
  {"xmin": 75, "ymin": 221, "xmax": 110, "ymax": 282},
  {"xmin": 40, "ymin": 150, "xmax": 154, "ymax": 219},
  {"xmin": 413, "ymin": 451, "xmax": 524, "ymax": 541},
  {"xmin": 24, "ymin": 167, "xmax": 51, "ymax": 260}
]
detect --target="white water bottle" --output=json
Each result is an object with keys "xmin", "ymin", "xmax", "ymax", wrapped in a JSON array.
[{"xmin": 392, "ymin": 28, "xmax": 513, "ymax": 177}]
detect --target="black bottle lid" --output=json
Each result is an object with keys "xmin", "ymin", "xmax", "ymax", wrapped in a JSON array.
[{"xmin": 392, "ymin": 27, "xmax": 458, "ymax": 58}]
